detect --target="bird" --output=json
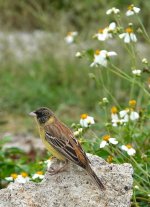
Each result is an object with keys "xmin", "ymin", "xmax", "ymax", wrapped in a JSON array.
[{"xmin": 29, "ymin": 107, "xmax": 105, "ymax": 190}]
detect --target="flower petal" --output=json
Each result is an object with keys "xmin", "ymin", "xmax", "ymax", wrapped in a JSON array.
[
  {"xmin": 121, "ymin": 145, "xmax": 128, "ymax": 151},
  {"xmin": 111, "ymin": 113, "xmax": 119, "ymax": 121},
  {"xmin": 130, "ymin": 33, "xmax": 137, "ymax": 42},
  {"xmin": 5, "ymin": 177, "xmax": 13, "ymax": 181},
  {"xmin": 133, "ymin": 7, "xmax": 140, "ymax": 13},
  {"xmin": 108, "ymin": 22, "xmax": 116, "ymax": 31},
  {"xmin": 100, "ymin": 140, "xmax": 107, "ymax": 148},
  {"xmin": 130, "ymin": 111, "xmax": 139, "ymax": 121},
  {"xmin": 109, "ymin": 138, "xmax": 118, "ymax": 145},
  {"xmin": 106, "ymin": 9, "xmax": 111, "ymax": 15},
  {"xmin": 128, "ymin": 148, "xmax": 136, "ymax": 156},
  {"xmin": 124, "ymin": 33, "xmax": 130, "ymax": 43},
  {"xmin": 90, "ymin": 62, "xmax": 96, "ymax": 67},
  {"xmin": 119, "ymin": 33, "xmax": 126, "ymax": 39},
  {"xmin": 108, "ymin": 51, "xmax": 117, "ymax": 56},
  {"xmin": 126, "ymin": 10, "xmax": 134, "ymax": 16},
  {"xmin": 119, "ymin": 110, "xmax": 128, "ymax": 118}
]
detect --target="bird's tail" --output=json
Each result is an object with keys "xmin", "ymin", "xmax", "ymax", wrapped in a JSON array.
[{"xmin": 87, "ymin": 165, "xmax": 105, "ymax": 191}]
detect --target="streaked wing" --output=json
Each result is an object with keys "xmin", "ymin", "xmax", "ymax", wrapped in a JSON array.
[{"xmin": 45, "ymin": 131, "xmax": 88, "ymax": 169}]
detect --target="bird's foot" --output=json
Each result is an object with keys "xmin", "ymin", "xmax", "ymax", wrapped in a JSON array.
[{"xmin": 48, "ymin": 160, "xmax": 68, "ymax": 175}]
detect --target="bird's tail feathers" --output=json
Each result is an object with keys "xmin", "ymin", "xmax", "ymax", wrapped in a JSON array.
[{"xmin": 87, "ymin": 165, "xmax": 105, "ymax": 191}]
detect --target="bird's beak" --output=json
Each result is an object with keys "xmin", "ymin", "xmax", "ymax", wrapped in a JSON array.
[{"xmin": 29, "ymin": 111, "xmax": 36, "ymax": 117}]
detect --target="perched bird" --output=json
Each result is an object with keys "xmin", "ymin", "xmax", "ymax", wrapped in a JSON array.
[{"xmin": 29, "ymin": 107, "xmax": 105, "ymax": 190}]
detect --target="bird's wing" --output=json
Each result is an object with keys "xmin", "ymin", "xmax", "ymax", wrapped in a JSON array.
[{"xmin": 45, "ymin": 130, "xmax": 89, "ymax": 169}]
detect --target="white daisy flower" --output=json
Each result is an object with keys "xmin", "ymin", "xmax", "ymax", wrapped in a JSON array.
[
  {"xmin": 111, "ymin": 113, "xmax": 120, "ymax": 127},
  {"xmin": 111, "ymin": 106, "xmax": 124, "ymax": 127},
  {"xmin": 106, "ymin": 7, "xmax": 120, "ymax": 15},
  {"xmin": 132, "ymin": 69, "xmax": 142, "ymax": 76},
  {"xmin": 6, "ymin": 173, "xmax": 17, "ymax": 181},
  {"xmin": 121, "ymin": 144, "xmax": 136, "ymax": 156},
  {"xmin": 126, "ymin": 4, "xmax": 140, "ymax": 16},
  {"xmin": 32, "ymin": 171, "xmax": 44, "ymax": 180},
  {"xmin": 65, "ymin": 31, "xmax": 78, "ymax": 44},
  {"xmin": 15, "ymin": 172, "xmax": 30, "ymax": 184},
  {"xmin": 90, "ymin": 49, "xmax": 117, "ymax": 67},
  {"xmin": 74, "ymin": 128, "xmax": 83, "ymax": 136},
  {"xmin": 111, "ymin": 104, "xmax": 139, "ymax": 126},
  {"xmin": 94, "ymin": 22, "xmax": 116, "ymax": 41},
  {"xmin": 5, "ymin": 173, "xmax": 30, "ymax": 183},
  {"xmin": 94, "ymin": 28, "xmax": 110, "ymax": 41},
  {"xmin": 100, "ymin": 135, "xmax": 118, "ymax": 148},
  {"xmin": 119, "ymin": 109, "xmax": 130, "ymax": 122},
  {"xmin": 119, "ymin": 27, "xmax": 137, "ymax": 43},
  {"xmin": 80, "ymin": 114, "xmax": 95, "ymax": 128},
  {"xmin": 119, "ymin": 108, "xmax": 139, "ymax": 122}
]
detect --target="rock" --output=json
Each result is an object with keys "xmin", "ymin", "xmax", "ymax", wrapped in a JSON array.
[
  {"xmin": 3, "ymin": 134, "xmax": 45, "ymax": 153},
  {"xmin": 0, "ymin": 154, "xmax": 133, "ymax": 207}
]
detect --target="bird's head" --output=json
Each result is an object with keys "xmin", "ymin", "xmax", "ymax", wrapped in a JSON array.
[{"xmin": 29, "ymin": 107, "xmax": 54, "ymax": 124}]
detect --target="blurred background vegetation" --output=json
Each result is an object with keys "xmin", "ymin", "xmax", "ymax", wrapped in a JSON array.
[
  {"xmin": 0, "ymin": 0, "xmax": 150, "ymax": 133},
  {"xmin": 0, "ymin": 0, "xmax": 150, "ymax": 31}
]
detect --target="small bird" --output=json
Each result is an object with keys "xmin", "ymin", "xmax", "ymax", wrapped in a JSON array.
[{"xmin": 29, "ymin": 107, "xmax": 105, "ymax": 190}]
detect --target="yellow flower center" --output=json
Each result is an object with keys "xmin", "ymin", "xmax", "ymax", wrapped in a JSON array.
[
  {"xmin": 98, "ymin": 29, "xmax": 104, "ymax": 33},
  {"xmin": 126, "ymin": 144, "xmax": 132, "ymax": 149},
  {"xmin": 80, "ymin": 113, "xmax": 88, "ymax": 119},
  {"xmin": 95, "ymin": 50, "xmax": 101, "ymax": 55},
  {"xmin": 111, "ymin": 106, "xmax": 118, "ymax": 114},
  {"xmin": 36, "ymin": 171, "xmax": 43, "ymax": 175},
  {"xmin": 129, "ymin": 100, "xmax": 136, "ymax": 107},
  {"xmin": 128, "ymin": 4, "xmax": 134, "ymax": 11},
  {"xmin": 107, "ymin": 155, "xmax": 113, "ymax": 163},
  {"xmin": 11, "ymin": 173, "xmax": 18, "ymax": 179},
  {"xmin": 125, "ymin": 27, "xmax": 133, "ymax": 33},
  {"xmin": 21, "ymin": 172, "xmax": 28, "ymax": 178},
  {"xmin": 102, "ymin": 135, "xmax": 110, "ymax": 141},
  {"xmin": 67, "ymin": 32, "xmax": 72, "ymax": 36}
]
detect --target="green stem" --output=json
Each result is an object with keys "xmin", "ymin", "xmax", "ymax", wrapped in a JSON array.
[
  {"xmin": 130, "ymin": 157, "xmax": 150, "ymax": 178},
  {"xmin": 136, "ymin": 15, "xmax": 150, "ymax": 43},
  {"xmin": 130, "ymin": 76, "xmax": 136, "ymax": 99},
  {"xmin": 136, "ymin": 197, "xmax": 150, "ymax": 202},
  {"xmin": 98, "ymin": 68, "xmax": 120, "ymax": 107}
]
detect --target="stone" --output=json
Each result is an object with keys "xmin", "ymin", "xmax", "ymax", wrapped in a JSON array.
[
  {"xmin": 0, "ymin": 154, "xmax": 133, "ymax": 207},
  {"xmin": 3, "ymin": 134, "xmax": 45, "ymax": 153}
]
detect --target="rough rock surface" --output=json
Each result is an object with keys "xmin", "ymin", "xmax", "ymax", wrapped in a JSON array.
[{"xmin": 0, "ymin": 154, "xmax": 133, "ymax": 207}]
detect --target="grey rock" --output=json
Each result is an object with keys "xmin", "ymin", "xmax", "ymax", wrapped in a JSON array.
[
  {"xmin": 2, "ymin": 134, "xmax": 45, "ymax": 153},
  {"xmin": 0, "ymin": 154, "xmax": 133, "ymax": 207}
]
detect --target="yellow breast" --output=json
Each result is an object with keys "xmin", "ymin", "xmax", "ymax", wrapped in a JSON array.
[{"xmin": 38, "ymin": 125, "xmax": 65, "ymax": 161}]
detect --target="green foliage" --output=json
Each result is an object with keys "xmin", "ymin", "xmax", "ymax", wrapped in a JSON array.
[
  {"xmin": 0, "ymin": 57, "xmax": 100, "ymax": 116},
  {"xmin": 0, "ymin": 136, "xmax": 47, "ymax": 188},
  {"xmin": 0, "ymin": 0, "xmax": 150, "ymax": 32}
]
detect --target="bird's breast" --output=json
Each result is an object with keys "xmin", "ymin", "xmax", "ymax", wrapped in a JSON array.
[{"xmin": 39, "ymin": 126, "xmax": 65, "ymax": 161}]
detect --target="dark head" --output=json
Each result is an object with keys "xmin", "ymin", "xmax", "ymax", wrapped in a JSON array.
[{"xmin": 29, "ymin": 107, "xmax": 54, "ymax": 124}]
